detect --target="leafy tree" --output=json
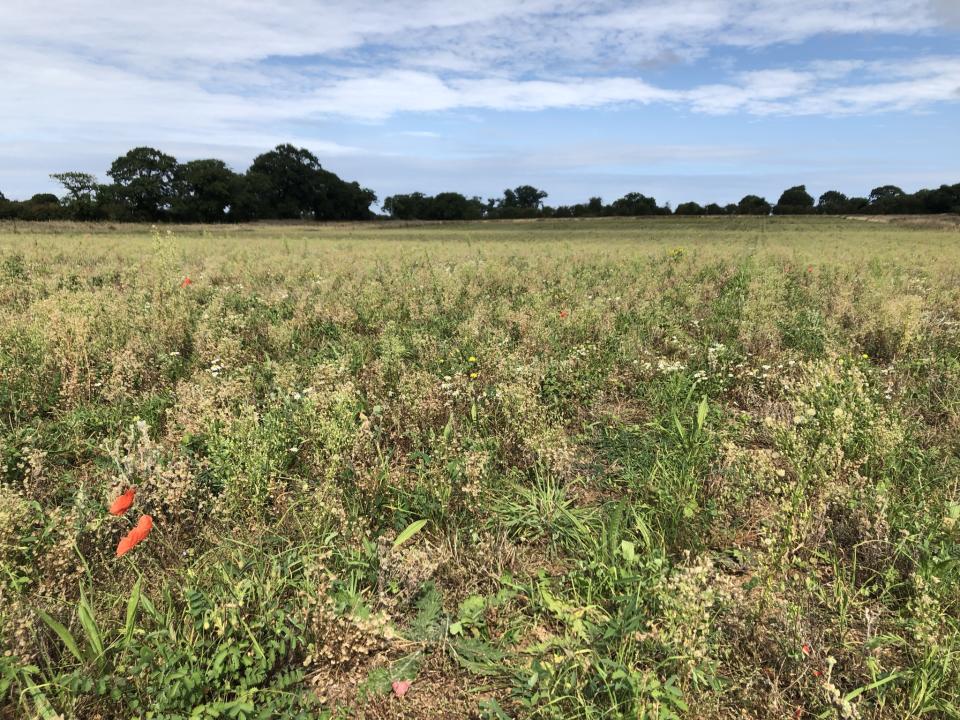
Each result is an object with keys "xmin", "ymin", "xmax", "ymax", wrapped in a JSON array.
[
  {"xmin": 816, "ymin": 190, "xmax": 850, "ymax": 214},
  {"xmin": 384, "ymin": 192, "xmax": 485, "ymax": 221},
  {"xmin": 490, "ymin": 185, "xmax": 548, "ymax": 217},
  {"xmin": 51, "ymin": 172, "xmax": 101, "ymax": 220},
  {"xmin": 723, "ymin": 203, "xmax": 738, "ymax": 215},
  {"xmin": 704, "ymin": 203, "xmax": 726, "ymax": 215},
  {"xmin": 847, "ymin": 197, "xmax": 870, "ymax": 212},
  {"xmin": 608, "ymin": 192, "xmax": 663, "ymax": 216},
  {"xmin": 429, "ymin": 192, "xmax": 483, "ymax": 220},
  {"xmin": 314, "ymin": 177, "xmax": 376, "ymax": 221},
  {"xmin": 107, "ymin": 147, "xmax": 179, "ymax": 220},
  {"xmin": 675, "ymin": 202, "xmax": 705, "ymax": 216},
  {"xmin": 246, "ymin": 144, "xmax": 325, "ymax": 219},
  {"xmin": 382, "ymin": 192, "xmax": 428, "ymax": 220},
  {"xmin": 587, "ymin": 197, "xmax": 604, "ymax": 215},
  {"xmin": 246, "ymin": 144, "xmax": 375, "ymax": 221},
  {"xmin": 738, "ymin": 195, "xmax": 771, "ymax": 215},
  {"xmin": 915, "ymin": 183, "xmax": 960, "ymax": 214},
  {"xmin": 773, "ymin": 185, "xmax": 814, "ymax": 214},
  {"xmin": 869, "ymin": 185, "xmax": 905, "ymax": 205},
  {"xmin": 513, "ymin": 185, "xmax": 548, "ymax": 210},
  {"xmin": 172, "ymin": 159, "xmax": 244, "ymax": 222},
  {"xmin": 18, "ymin": 193, "xmax": 65, "ymax": 221}
]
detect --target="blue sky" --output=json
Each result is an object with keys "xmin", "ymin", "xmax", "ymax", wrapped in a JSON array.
[{"xmin": 2, "ymin": 0, "xmax": 959, "ymax": 207}]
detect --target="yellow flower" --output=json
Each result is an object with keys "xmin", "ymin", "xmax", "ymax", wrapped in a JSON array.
[
  {"xmin": 468, "ymin": 356, "xmax": 477, "ymax": 363},
  {"xmin": 470, "ymin": 372, "xmax": 478, "ymax": 379}
]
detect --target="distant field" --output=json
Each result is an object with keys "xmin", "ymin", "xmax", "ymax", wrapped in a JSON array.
[{"xmin": 2, "ymin": 217, "xmax": 959, "ymax": 718}]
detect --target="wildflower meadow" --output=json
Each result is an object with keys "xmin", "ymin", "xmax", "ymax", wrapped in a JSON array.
[{"xmin": 2, "ymin": 216, "xmax": 959, "ymax": 718}]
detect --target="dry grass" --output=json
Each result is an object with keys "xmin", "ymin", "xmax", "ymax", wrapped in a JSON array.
[{"xmin": 2, "ymin": 216, "xmax": 959, "ymax": 719}]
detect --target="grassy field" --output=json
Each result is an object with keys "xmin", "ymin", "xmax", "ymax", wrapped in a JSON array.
[{"xmin": 2, "ymin": 216, "xmax": 959, "ymax": 719}]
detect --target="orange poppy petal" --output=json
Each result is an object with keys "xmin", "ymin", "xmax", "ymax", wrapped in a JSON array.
[
  {"xmin": 108, "ymin": 488, "xmax": 135, "ymax": 516},
  {"xmin": 115, "ymin": 515, "xmax": 154, "ymax": 558},
  {"xmin": 116, "ymin": 536, "xmax": 135, "ymax": 557}
]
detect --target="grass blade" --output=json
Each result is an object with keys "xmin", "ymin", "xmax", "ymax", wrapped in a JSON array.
[{"xmin": 393, "ymin": 519, "xmax": 429, "ymax": 550}]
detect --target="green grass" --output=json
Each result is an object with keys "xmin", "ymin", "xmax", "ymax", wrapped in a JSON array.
[{"xmin": 1, "ymin": 216, "xmax": 959, "ymax": 719}]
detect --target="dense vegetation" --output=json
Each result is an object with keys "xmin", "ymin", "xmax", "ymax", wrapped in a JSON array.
[
  {"xmin": 0, "ymin": 145, "xmax": 377, "ymax": 223},
  {"xmin": 2, "ymin": 148, "xmax": 958, "ymax": 223},
  {"xmin": 1, "ymin": 216, "xmax": 959, "ymax": 719}
]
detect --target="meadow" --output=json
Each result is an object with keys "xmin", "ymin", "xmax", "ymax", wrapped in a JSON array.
[{"xmin": 1, "ymin": 216, "xmax": 959, "ymax": 719}]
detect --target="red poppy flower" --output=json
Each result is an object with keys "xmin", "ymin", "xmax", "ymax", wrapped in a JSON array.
[
  {"xmin": 392, "ymin": 680, "xmax": 411, "ymax": 698},
  {"xmin": 108, "ymin": 488, "xmax": 135, "ymax": 516},
  {"xmin": 116, "ymin": 514, "xmax": 153, "ymax": 557},
  {"xmin": 802, "ymin": 643, "xmax": 812, "ymax": 656},
  {"xmin": 181, "ymin": 277, "xmax": 192, "ymax": 287},
  {"xmin": 560, "ymin": 310, "xmax": 569, "ymax": 319}
]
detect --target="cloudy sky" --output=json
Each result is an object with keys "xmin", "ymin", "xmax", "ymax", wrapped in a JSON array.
[{"xmin": 2, "ymin": 0, "xmax": 959, "ymax": 206}]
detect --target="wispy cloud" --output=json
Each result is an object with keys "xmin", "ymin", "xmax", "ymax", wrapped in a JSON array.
[
  {"xmin": 0, "ymin": 1, "xmax": 958, "ymax": 200},
  {"xmin": 2, "ymin": 1, "xmax": 957, "ymax": 132}
]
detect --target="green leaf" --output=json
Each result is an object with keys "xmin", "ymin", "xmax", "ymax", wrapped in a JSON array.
[
  {"xmin": 673, "ymin": 414, "xmax": 686, "ymax": 441},
  {"xmin": 38, "ymin": 611, "xmax": 83, "ymax": 664},
  {"xmin": 696, "ymin": 396, "xmax": 708, "ymax": 433},
  {"xmin": 843, "ymin": 672, "xmax": 904, "ymax": 702},
  {"xmin": 393, "ymin": 519, "xmax": 429, "ymax": 550},
  {"xmin": 125, "ymin": 578, "xmax": 142, "ymax": 646},
  {"xmin": 77, "ymin": 590, "xmax": 104, "ymax": 661}
]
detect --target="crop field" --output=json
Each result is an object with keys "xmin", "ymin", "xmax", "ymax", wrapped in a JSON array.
[{"xmin": 2, "ymin": 216, "xmax": 960, "ymax": 719}]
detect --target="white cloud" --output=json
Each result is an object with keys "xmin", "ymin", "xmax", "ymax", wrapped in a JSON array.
[{"xmin": 1, "ymin": 1, "xmax": 959, "ymax": 198}]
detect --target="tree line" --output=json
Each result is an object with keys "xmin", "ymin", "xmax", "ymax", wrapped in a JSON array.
[
  {"xmin": 0, "ymin": 145, "xmax": 376, "ymax": 222},
  {"xmin": 1, "ymin": 145, "xmax": 958, "ymax": 222},
  {"xmin": 386, "ymin": 183, "xmax": 960, "ymax": 220}
]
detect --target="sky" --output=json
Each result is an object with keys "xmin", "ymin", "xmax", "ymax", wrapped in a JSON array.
[{"xmin": 1, "ymin": 0, "xmax": 959, "ymax": 207}]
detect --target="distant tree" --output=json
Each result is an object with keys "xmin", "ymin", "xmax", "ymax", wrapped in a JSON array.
[
  {"xmin": 491, "ymin": 185, "xmax": 548, "ymax": 216},
  {"xmin": 500, "ymin": 188, "xmax": 519, "ymax": 209},
  {"xmin": 383, "ymin": 192, "xmax": 428, "ymax": 220},
  {"xmin": 0, "ymin": 190, "xmax": 6, "ymax": 201},
  {"xmin": 738, "ymin": 195, "xmax": 771, "ymax": 215},
  {"xmin": 245, "ymin": 144, "xmax": 375, "ymax": 221},
  {"xmin": 847, "ymin": 197, "xmax": 870, "ymax": 213},
  {"xmin": 675, "ymin": 201, "xmax": 705, "ymax": 216},
  {"xmin": 704, "ymin": 203, "xmax": 725, "ymax": 215},
  {"xmin": 107, "ymin": 147, "xmax": 179, "ymax": 220},
  {"xmin": 869, "ymin": 185, "xmax": 905, "ymax": 205},
  {"xmin": 773, "ymin": 185, "xmax": 815, "ymax": 215},
  {"xmin": 246, "ymin": 144, "xmax": 325, "ymax": 219},
  {"xmin": 816, "ymin": 190, "xmax": 850, "ymax": 214},
  {"xmin": 723, "ymin": 203, "xmax": 738, "ymax": 215},
  {"xmin": 430, "ymin": 192, "xmax": 483, "ymax": 220},
  {"xmin": 867, "ymin": 185, "xmax": 908, "ymax": 214},
  {"xmin": 382, "ymin": 191, "xmax": 482, "ymax": 221},
  {"xmin": 51, "ymin": 171, "xmax": 101, "ymax": 220},
  {"xmin": 609, "ymin": 192, "xmax": 663, "ymax": 216},
  {"xmin": 587, "ymin": 197, "xmax": 604, "ymax": 215},
  {"xmin": 171, "ymin": 159, "xmax": 244, "ymax": 222},
  {"xmin": 18, "ymin": 193, "xmax": 65, "ymax": 221},
  {"xmin": 513, "ymin": 185, "xmax": 548, "ymax": 210},
  {"xmin": 915, "ymin": 183, "xmax": 960, "ymax": 214},
  {"xmin": 313, "ymin": 176, "xmax": 376, "ymax": 221}
]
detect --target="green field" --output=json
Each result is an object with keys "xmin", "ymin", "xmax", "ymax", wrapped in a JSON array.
[{"xmin": 2, "ymin": 217, "xmax": 960, "ymax": 719}]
